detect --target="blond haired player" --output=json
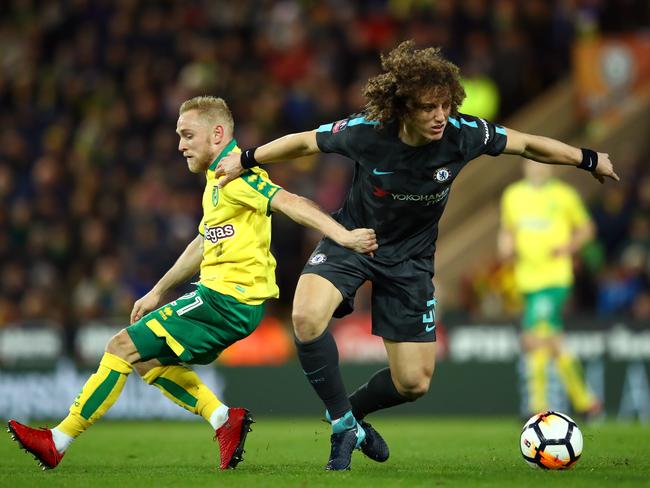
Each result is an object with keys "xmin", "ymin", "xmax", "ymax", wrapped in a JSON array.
[{"xmin": 8, "ymin": 96, "xmax": 377, "ymax": 471}]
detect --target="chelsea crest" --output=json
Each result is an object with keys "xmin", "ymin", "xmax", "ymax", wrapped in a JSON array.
[{"xmin": 434, "ymin": 167, "xmax": 450, "ymax": 183}]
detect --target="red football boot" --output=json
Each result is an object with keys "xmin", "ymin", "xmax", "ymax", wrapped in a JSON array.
[
  {"xmin": 7, "ymin": 420, "xmax": 64, "ymax": 470},
  {"xmin": 215, "ymin": 407, "xmax": 254, "ymax": 470}
]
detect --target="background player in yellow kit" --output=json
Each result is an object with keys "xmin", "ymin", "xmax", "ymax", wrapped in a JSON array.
[
  {"xmin": 499, "ymin": 159, "xmax": 602, "ymax": 418},
  {"xmin": 7, "ymin": 96, "xmax": 377, "ymax": 471}
]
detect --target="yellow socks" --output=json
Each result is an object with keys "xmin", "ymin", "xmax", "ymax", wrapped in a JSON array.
[
  {"xmin": 556, "ymin": 352, "xmax": 595, "ymax": 412},
  {"xmin": 53, "ymin": 356, "xmax": 226, "ymax": 452},
  {"xmin": 143, "ymin": 365, "xmax": 224, "ymax": 427},
  {"xmin": 527, "ymin": 348, "xmax": 550, "ymax": 413},
  {"xmin": 526, "ymin": 348, "xmax": 596, "ymax": 414},
  {"xmin": 57, "ymin": 352, "xmax": 133, "ymax": 438}
]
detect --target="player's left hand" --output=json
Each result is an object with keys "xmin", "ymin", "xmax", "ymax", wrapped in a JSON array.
[
  {"xmin": 338, "ymin": 228, "xmax": 378, "ymax": 255},
  {"xmin": 214, "ymin": 152, "xmax": 244, "ymax": 188},
  {"xmin": 130, "ymin": 290, "xmax": 162, "ymax": 324},
  {"xmin": 593, "ymin": 152, "xmax": 620, "ymax": 184}
]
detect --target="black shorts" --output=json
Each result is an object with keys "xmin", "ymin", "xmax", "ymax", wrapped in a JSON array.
[{"xmin": 302, "ymin": 238, "xmax": 437, "ymax": 342}]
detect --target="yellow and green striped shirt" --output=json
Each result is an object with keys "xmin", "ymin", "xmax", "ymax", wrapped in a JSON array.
[{"xmin": 198, "ymin": 139, "xmax": 282, "ymax": 304}]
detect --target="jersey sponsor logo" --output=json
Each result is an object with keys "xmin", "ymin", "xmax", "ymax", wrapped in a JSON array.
[
  {"xmin": 373, "ymin": 168, "xmax": 395, "ymax": 176},
  {"xmin": 333, "ymin": 119, "xmax": 348, "ymax": 133},
  {"xmin": 520, "ymin": 217, "xmax": 552, "ymax": 230},
  {"xmin": 373, "ymin": 186, "xmax": 450, "ymax": 206},
  {"xmin": 308, "ymin": 253, "xmax": 327, "ymax": 265},
  {"xmin": 391, "ymin": 188, "xmax": 449, "ymax": 205},
  {"xmin": 434, "ymin": 167, "xmax": 451, "ymax": 182},
  {"xmin": 205, "ymin": 224, "xmax": 235, "ymax": 244}
]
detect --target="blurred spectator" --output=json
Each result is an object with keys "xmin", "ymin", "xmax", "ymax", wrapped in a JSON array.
[{"xmin": 590, "ymin": 185, "xmax": 635, "ymax": 259}]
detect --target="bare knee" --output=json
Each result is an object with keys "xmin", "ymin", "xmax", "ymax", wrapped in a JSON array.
[
  {"xmin": 292, "ymin": 305, "xmax": 328, "ymax": 342},
  {"xmin": 395, "ymin": 380, "xmax": 430, "ymax": 401},
  {"xmin": 106, "ymin": 329, "xmax": 138, "ymax": 363},
  {"xmin": 393, "ymin": 367, "xmax": 435, "ymax": 400},
  {"xmin": 133, "ymin": 359, "xmax": 162, "ymax": 380},
  {"xmin": 133, "ymin": 362, "xmax": 148, "ymax": 377},
  {"xmin": 521, "ymin": 333, "xmax": 539, "ymax": 353},
  {"xmin": 547, "ymin": 336, "xmax": 564, "ymax": 357}
]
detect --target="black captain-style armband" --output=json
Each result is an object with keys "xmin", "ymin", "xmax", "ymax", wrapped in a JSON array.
[
  {"xmin": 240, "ymin": 147, "xmax": 260, "ymax": 169},
  {"xmin": 578, "ymin": 148, "xmax": 598, "ymax": 172}
]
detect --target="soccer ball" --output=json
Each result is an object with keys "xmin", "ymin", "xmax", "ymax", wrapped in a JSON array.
[{"xmin": 520, "ymin": 411, "xmax": 583, "ymax": 469}]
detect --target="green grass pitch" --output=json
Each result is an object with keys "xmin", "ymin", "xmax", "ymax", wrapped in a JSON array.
[{"xmin": 1, "ymin": 417, "xmax": 649, "ymax": 487}]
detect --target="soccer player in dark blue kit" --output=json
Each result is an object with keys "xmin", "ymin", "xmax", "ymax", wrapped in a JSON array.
[{"xmin": 216, "ymin": 41, "xmax": 619, "ymax": 470}]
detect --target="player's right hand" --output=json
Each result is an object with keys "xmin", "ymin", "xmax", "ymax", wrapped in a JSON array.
[
  {"xmin": 214, "ymin": 152, "xmax": 244, "ymax": 188},
  {"xmin": 130, "ymin": 290, "xmax": 162, "ymax": 324},
  {"xmin": 339, "ymin": 228, "xmax": 378, "ymax": 255},
  {"xmin": 593, "ymin": 152, "xmax": 620, "ymax": 183}
]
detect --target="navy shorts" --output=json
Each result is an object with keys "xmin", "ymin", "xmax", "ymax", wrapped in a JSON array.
[{"xmin": 302, "ymin": 238, "xmax": 437, "ymax": 342}]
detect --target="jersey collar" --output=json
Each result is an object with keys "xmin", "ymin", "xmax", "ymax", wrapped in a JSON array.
[{"xmin": 208, "ymin": 138, "xmax": 238, "ymax": 171}]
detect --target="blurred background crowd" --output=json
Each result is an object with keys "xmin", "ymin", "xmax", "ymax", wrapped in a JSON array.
[{"xmin": 1, "ymin": 0, "xmax": 649, "ymax": 338}]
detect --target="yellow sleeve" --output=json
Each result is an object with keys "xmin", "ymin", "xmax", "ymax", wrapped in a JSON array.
[
  {"xmin": 197, "ymin": 217, "xmax": 205, "ymax": 236},
  {"xmin": 225, "ymin": 169, "xmax": 283, "ymax": 215}
]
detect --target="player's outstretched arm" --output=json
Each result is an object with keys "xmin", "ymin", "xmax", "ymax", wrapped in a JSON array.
[
  {"xmin": 503, "ymin": 128, "xmax": 620, "ymax": 183},
  {"xmin": 215, "ymin": 131, "xmax": 320, "ymax": 188},
  {"xmin": 130, "ymin": 234, "xmax": 204, "ymax": 324},
  {"xmin": 270, "ymin": 189, "xmax": 378, "ymax": 255}
]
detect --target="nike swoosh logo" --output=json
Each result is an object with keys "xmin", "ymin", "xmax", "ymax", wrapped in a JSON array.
[
  {"xmin": 425, "ymin": 324, "xmax": 436, "ymax": 333},
  {"xmin": 373, "ymin": 168, "xmax": 394, "ymax": 175},
  {"xmin": 302, "ymin": 365, "xmax": 327, "ymax": 375}
]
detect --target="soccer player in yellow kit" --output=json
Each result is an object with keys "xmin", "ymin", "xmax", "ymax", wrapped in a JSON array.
[
  {"xmin": 7, "ymin": 96, "xmax": 377, "ymax": 471},
  {"xmin": 499, "ymin": 159, "xmax": 602, "ymax": 418}
]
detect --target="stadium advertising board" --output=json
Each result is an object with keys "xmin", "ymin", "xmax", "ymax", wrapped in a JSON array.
[{"xmin": 0, "ymin": 318, "xmax": 648, "ymax": 419}]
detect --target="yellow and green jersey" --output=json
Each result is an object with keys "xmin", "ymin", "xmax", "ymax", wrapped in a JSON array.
[
  {"xmin": 198, "ymin": 139, "xmax": 282, "ymax": 304},
  {"xmin": 501, "ymin": 178, "xmax": 591, "ymax": 293}
]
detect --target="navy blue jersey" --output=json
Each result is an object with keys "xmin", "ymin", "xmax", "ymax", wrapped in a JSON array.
[{"xmin": 315, "ymin": 113, "xmax": 507, "ymax": 265}]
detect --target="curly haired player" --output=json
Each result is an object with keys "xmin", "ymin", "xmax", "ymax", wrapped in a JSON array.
[{"xmin": 215, "ymin": 41, "xmax": 619, "ymax": 471}]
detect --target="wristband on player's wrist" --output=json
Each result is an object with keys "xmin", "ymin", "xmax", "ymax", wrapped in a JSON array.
[
  {"xmin": 578, "ymin": 148, "xmax": 598, "ymax": 172},
  {"xmin": 240, "ymin": 147, "xmax": 260, "ymax": 169}
]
